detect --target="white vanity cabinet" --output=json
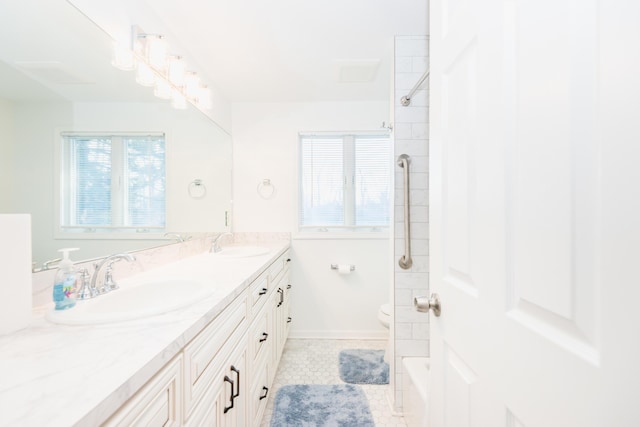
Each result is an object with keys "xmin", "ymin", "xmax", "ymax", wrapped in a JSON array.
[
  {"xmin": 103, "ymin": 355, "xmax": 183, "ymax": 427},
  {"xmin": 247, "ymin": 250, "xmax": 291, "ymax": 425},
  {"xmin": 102, "ymin": 248, "xmax": 291, "ymax": 427},
  {"xmin": 270, "ymin": 254, "xmax": 292, "ymax": 379}
]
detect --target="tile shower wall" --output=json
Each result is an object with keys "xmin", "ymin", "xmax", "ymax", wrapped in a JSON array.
[{"xmin": 392, "ymin": 35, "xmax": 429, "ymax": 411}]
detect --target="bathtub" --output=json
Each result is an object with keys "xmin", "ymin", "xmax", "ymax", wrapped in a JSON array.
[{"xmin": 402, "ymin": 357, "xmax": 429, "ymax": 427}]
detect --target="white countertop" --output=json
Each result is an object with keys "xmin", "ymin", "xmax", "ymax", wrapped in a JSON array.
[{"xmin": 0, "ymin": 242, "xmax": 289, "ymax": 427}]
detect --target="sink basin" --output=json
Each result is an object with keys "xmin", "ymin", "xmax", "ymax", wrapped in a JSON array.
[
  {"xmin": 213, "ymin": 246, "xmax": 270, "ymax": 258},
  {"xmin": 46, "ymin": 279, "xmax": 213, "ymax": 325}
]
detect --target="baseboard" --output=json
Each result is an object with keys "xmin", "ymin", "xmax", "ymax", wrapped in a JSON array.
[{"xmin": 288, "ymin": 329, "xmax": 389, "ymax": 340}]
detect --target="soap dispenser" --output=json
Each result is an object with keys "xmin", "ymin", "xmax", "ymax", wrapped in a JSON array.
[{"xmin": 52, "ymin": 248, "xmax": 79, "ymax": 310}]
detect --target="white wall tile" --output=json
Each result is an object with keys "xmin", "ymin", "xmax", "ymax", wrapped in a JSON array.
[{"xmin": 393, "ymin": 34, "xmax": 430, "ymax": 412}]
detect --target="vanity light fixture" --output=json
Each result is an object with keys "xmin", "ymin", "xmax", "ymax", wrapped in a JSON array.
[{"xmin": 111, "ymin": 25, "xmax": 212, "ymax": 112}]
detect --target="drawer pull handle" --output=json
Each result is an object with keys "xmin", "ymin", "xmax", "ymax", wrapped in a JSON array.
[
  {"xmin": 277, "ymin": 288, "xmax": 284, "ymax": 307},
  {"xmin": 223, "ymin": 375, "xmax": 234, "ymax": 413},
  {"xmin": 286, "ymin": 258, "xmax": 291, "ymax": 262},
  {"xmin": 259, "ymin": 288, "xmax": 267, "ymax": 296},
  {"xmin": 287, "ymin": 284, "xmax": 292, "ymax": 290},
  {"xmin": 231, "ymin": 365, "xmax": 240, "ymax": 399},
  {"xmin": 259, "ymin": 332, "xmax": 269, "ymax": 342},
  {"xmin": 287, "ymin": 317, "xmax": 292, "ymax": 323},
  {"xmin": 259, "ymin": 386, "xmax": 269, "ymax": 400}
]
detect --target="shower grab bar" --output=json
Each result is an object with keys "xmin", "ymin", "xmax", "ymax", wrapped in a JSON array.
[
  {"xmin": 398, "ymin": 154, "xmax": 413, "ymax": 269},
  {"xmin": 401, "ymin": 69, "xmax": 430, "ymax": 106}
]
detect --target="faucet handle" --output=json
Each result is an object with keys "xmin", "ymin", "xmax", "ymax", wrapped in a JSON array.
[
  {"xmin": 93, "ymin": 262, "xmax": 111, "ymax": 295},
  {"xmin": 77, "ymin": 267, "xmax": 98, "ymax": 300},
  {"xmin": 103, "ymin": 264, "xmax": 119, "ymax": 291}
]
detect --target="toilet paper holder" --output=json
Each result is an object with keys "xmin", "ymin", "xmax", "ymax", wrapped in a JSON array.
[{"xmin": 331, "ymin": 264, "xmax": 355, "ymax": 271}]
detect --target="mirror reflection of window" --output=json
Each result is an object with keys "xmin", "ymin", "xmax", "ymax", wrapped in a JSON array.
[{"xmin": 60, "ymin": 133, "xmax": 166, "ymax": 234}]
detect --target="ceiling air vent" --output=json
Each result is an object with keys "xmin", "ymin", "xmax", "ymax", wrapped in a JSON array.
[{"xmin": 333, "ymin": 59, "xmax": 380, "ymax": 83}]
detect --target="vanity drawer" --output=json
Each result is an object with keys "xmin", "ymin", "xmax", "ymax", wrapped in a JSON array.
[
  {"xmin": 268, "ymin": 251, "xmax": 290, "ymax": 284},
  {"xmin": 104, "ymin": 354, "xmax": 182, "ymax": 427},
  {"xmin": 183, "ymin": 292, "xmax": 247, "ymax": 417},
  {"xmin": 249, "ymin": 271, "xmax": 270, "ymax": 316},
  {"xmin": 248, "ymin": 306, "xmax": 271, "ymax": 366}
]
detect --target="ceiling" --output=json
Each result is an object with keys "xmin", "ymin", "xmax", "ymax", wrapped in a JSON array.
[
  {"xmin": 146, "ymin": 0, "xmax": 428, "ymax": 103},
  {"xmin": 0, "ymin": 0, "xmax": 427, "ymax": 105}
]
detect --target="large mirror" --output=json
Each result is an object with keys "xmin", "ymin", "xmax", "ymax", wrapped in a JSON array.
[{"xmin": 0, "ymin": 1, "xmax": 232, "ymax": 266}]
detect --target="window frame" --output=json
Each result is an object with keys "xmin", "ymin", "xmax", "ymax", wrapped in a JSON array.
[
  {"xmin": 296, "ymin": 131, "xmax": 392, "ymax": 239},
  {"xmin": 54, "ymin": 130, "xmax": 168, "ymax": 240}
]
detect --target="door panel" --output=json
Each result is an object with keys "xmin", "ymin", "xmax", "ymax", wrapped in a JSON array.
[{"xmin": 430, "ymin": 0, "xmax": 640, "ymax": 425}]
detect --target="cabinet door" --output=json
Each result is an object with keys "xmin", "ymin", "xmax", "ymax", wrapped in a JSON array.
[
  {"xmin": 104, "ymin": 355, "xmax": 182, "ymax": 427},
  {"xmin": 219, "ymin": 344, "xmax": 247, "ymax": 427},
  {"xmin": 248, "ymin": 359, "xmax": 271, "ymax": 427},
  {"xmin": 184, "ymin": 381, "xmax": 220, "ymax": 427}
]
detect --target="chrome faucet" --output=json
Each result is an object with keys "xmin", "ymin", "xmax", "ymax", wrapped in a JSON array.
[
  {"xmin": 90, "ymin": 253, "xmax": 137, "ymax": 295},
  {"xmin": 210, "ymin": 232, "xmax": 233, "ymax": 253},
  {"xmin": 164, "ymin": 232, "xmax": 185, "ymax": 242}
]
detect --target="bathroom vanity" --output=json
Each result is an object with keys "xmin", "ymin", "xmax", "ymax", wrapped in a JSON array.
[{"xmin": 0, "ymin": 241, "xmax": 291, "ymax": 426}]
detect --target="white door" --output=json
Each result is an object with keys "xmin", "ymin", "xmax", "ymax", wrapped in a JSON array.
[{"xmin": 429, "ymin": 0, "xmax": 640, "ymax": 426}]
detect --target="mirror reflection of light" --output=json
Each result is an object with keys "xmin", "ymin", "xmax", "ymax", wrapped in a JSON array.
[
  {"xmin": 171, "ymin": 88, "xmax": 187, "ymax": 109},
  {"xmin": 111, "ymin": 42, "xmax": 135, "ymax": 71},
  {"xmin": 154, "ymin": 78, "xmax": 172, "ymax": 99},
  {"xmin": 135, "ymin": 61, "xmax": 155, "ymax": 87}
]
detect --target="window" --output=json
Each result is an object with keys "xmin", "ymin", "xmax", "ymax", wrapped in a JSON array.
[
  {"xmin": 299, "ymin": 133, "xmax": 391, "ymax": 232},
  {"xmin": 59, "ymin": 133, "xmax": 166, "ymax": 235}
]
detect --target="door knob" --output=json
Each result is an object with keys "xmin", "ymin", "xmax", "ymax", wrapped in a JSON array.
[{"xmin": 414, "ymin": 293, "xmax": 441, "ymax": 317}]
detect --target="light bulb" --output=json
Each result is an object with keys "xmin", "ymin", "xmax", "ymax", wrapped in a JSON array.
[
  {"xmin": 171, "ymin": 88, "xmax": 187, "ymax": 109},
  {"xmin": 135, "ymin": 61, "xmax": 155, "ymax": 86},
  {"xmin": 146, "ymin": 35, "xmax": 167, "ymax": 71},
  {"xmin": 184, "ymin": 71, "xmax": 200, "ymax": 100},
  {"xmin": 111, "ymin": 42, "xmax": 135, "ymax": 71},
  {"xmin": 168, "ymin": 56, "xmax": 186, "ymax": 86},
  {"xmin": 154, "ymin": 78, "xmax": 172, "ymax": 99},
  {"xmin": 196, "ymin": 85, "xmax": 212, "ymax": 110}
]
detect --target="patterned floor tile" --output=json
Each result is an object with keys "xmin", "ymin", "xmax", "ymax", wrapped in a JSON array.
[{"xmin": 260, "ymin": 339, "xmax": 407, "ymax": 427}]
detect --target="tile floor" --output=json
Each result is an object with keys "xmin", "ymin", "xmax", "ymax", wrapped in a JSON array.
[{"xmin": 260, "ymin": 339, "xmax": 408, "ymax": 427}]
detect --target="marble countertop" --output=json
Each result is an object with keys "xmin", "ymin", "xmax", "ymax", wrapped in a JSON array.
[{"xmin": 0, "ymin": 241, "xmax": 289, "ymax": 427}]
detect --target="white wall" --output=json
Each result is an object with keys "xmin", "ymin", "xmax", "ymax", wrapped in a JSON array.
[
  {"xmin": 0, "ymin": 99, "xmax": 15, "ymax": 211},
  {"xmin": 232, "ymin": 101, "xmax": 391, "ymax": 338}
]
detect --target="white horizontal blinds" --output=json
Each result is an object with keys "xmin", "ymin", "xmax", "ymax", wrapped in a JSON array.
[
  {"xmin": 124, "ymin": 136, "xmax": 166, "ymax": 227},
  {"xmin": 69, "ymin": 136, "xmax": 112, "ymax": 226},
  {"xmin": 300, "ymin": 135, "xmax": 344, "ymax": 226},
  {"xmin": 354, "ymin": 135, "xmax": 391, "ymax": 226},
  {"xmin": 61, "ymin": 133, "xmax": 166, "ymax": 233},
  {"xmin": 299, "ymin": 132, "xmax": 391, "ymax": 231}
]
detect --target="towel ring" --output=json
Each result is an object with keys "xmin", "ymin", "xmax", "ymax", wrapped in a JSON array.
[
  {"xmin": 257, "ymin": 179, "xmax": 276, "ymax": 199},
  {"xmin": 188, "ymin": 179, "xmax": 207, "ymax": 199}
]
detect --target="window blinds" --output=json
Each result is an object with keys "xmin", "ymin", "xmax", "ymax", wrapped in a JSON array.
[
  {"xmin": 62, "ymin": 134, "xmax": 166, "ymax": 232},
  {"xmin": 299, "ymin": 133, "xmax": 390, "ymax": 230}
]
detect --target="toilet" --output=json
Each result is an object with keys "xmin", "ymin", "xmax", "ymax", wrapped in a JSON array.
[{"xmin": 378, "ymin": 303, "xmax": 391, "ymax": 362}]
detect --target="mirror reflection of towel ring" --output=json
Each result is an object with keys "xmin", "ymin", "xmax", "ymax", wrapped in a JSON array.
[
  {"xmin": 188, "ymin": 179, "xmax": 207, "ymax": 199},
  {"xmin": 257, "ymin": 179, "xmax": 276, "ymax": 199}
]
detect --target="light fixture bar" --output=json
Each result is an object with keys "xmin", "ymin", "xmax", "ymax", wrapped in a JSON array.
[{"xmin": 111, "ymin": 25, "xmax": 212, "ymax": 111}]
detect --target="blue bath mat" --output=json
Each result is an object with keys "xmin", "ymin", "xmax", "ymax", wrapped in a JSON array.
[
  {"xmin": 339, "ymin": 349, "xmax": 389, "ymax": 384},
  {"xmin": 270, "ymin": 384, "xmax": 375, "ymax": 426}
]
